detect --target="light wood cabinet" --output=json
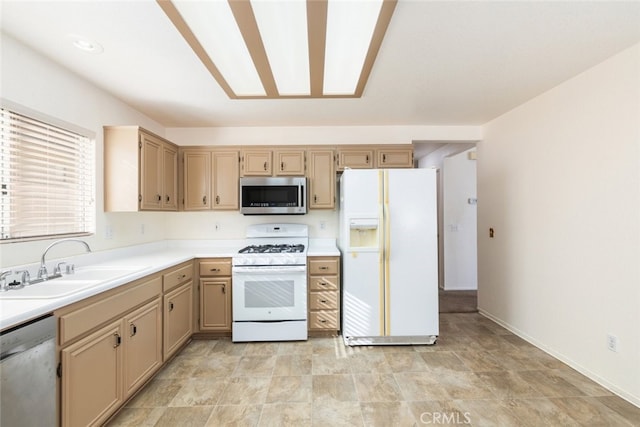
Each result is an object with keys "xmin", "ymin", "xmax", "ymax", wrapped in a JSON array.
[
  {"xmin": 181, "ymin": 149, "xmax": 239, "ymax": 211},
  {"xmin": 212, "ymin": 150, "xmax": 240, "ymax": 209},
  {"xmin": 274, "ymin": 149, "xmax": 306, "ymax": 175},
  {"xmin": 57, "ymin": 274, "xmax": 164, "ymax": 426},
  {"xmin": 307, "ymin": 256, "xmax": 341, "ymax": 335},
  {"xmin": 183, "ymin": 150, "xmax": 211, "ymax": 210},
  {"xmin": 336, "ymin": 149, "xmax": 374, "ymax": 171},
  {"xmin": 123, "ymin": 300, "xmax": 162, "ymax": 398},
  {"xmin": 242, "ymin": 149, "xmax": 272, "ymax": 176},
  {"xmin": 376, "ymin": 148, "xmax": 413, "ymax": 168},
  {"xmin": 164, "ymin": 282, "xmax": 193, "ymax": 360},
  {"xmin": 336, "ymin": 145, "xmax": 414, "ymax": 170},
  {"xmin": 104, "ymin": 126, "xmax": 178, "ymax": 211},
  {"xmin": 61, "ymin": 320, "xmax": 123, "ymax": 427},
  {"xmin": 308, "ymin": 150, "xmax": 335, "ymax": 209},
  {"xmin": 198, "ymin": 258, "xmax": 232, "ymax": 333}
]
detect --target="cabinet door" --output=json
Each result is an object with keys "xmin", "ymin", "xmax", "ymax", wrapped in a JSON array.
[
  {"xmin": 337, "ymin": 149, "xmax": 373, "ymax": 171},
  {"xmin": 140, "ymin": 134, "xmax": 163, "ymax": 210},
  {"xmin": 242, "ymin": 150, "xmax": 272, "ymax": 176},
  {"xmin": 377, "ymin": 149, "xmax": 413, "ymax": 168},
  {"xmin": 212, "ymin": 150, "xmax": 239, "ymax": 210},
  {"xmin": 183, "ymin": 150, "xmax": 211, "ymax": 210},
  {"xmin": 200, "ymin": 278, "xmax": 231, "ymax": 331},
  {"xmin": 162, "ymin": 144, "xmax": 178, "ymax": 210},
  {"xmin": 164, "ymin": 281, "xmax": 194, "ymax": 359},
  {"xmin": 124, "ymin": 299, "xmax": 162, "ymax": 398},
  {"xmin": 308, "ymin": 150, "xmax": 335, "ymax": 209},
  {"xmin": 61, "ymin": 320, "xmax": 123, "ymax": 427},
  {"xmin": 275, "ymin": 149, "xmax": 305, "ymax": 175}
]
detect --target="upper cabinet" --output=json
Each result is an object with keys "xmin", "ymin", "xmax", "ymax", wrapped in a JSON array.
[
  {"xmin": 241, "ymin": 149, "xmax": 272, "ymax": 176},
  {"xmin": 376, "ymin": 147, "xmax": 414, "ymax": 168},
  {"xmin": 104, "ymin": 126, "xmax": 178, "ymax": 212},
  {"xmin": 242, "ymin": 148, "xmax": 306, "ymax": 176},
  {"xmin": 336, "ymin": 145, "xmax": 414, "ymax": 170},
  {"xmin": 308, "ymin": 150, "xmax": 335, "ymax": 209},
  {"xmin": 180, "ymin": 148, "xmax": 240, "ymax": 212},
  {"xmin": 274, "ymin": 149, "xmax": 306, "ymax": 175},
  {"xmin": 336, "ymin": 149, "xmax": 374, "ymax": 171}
]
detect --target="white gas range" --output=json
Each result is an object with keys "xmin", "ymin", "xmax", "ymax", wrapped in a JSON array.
[{"xmin": 232, "ymin": 224, "xmax": 308, "ymax": 342}]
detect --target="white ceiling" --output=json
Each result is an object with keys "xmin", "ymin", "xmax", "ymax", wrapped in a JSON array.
[{"xmin": 2, "ymin": 1, "xmax": 639, "ymax": 128}]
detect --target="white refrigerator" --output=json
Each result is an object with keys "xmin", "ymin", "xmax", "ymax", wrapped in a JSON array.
[{"xmin": 339, "ymin": 168, "xmax": 438, "ymax": 346}]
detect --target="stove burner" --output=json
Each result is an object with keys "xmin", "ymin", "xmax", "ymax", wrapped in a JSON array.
[{"xmin": 239, "ymin": 244, "xmax": 305, "ymax": 254}]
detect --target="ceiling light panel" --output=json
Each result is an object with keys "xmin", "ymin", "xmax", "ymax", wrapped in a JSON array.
[
  {"xmin": 251, "ymin": 0, "xmax": 310, "ymax": 96},
  {"xmin": 172, "ymin": 0, "xmax": 266, "ymax": 96},
  {"xmin": 324, "ymin": 0, "xmax": 384, "ymax": 95}
]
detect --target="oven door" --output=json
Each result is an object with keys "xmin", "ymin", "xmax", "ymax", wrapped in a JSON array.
[{"xmin": 232, "ymin": 265, "xmax": 307, "ymax": 321}]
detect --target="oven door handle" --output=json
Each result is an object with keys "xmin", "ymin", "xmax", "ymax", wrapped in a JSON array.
[{"xmin": 233, "ymin": 266, "xmax": 307, "ymax": 274}]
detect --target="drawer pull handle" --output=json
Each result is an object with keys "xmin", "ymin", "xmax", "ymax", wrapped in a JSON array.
[
  {"xmin": 211, "ymin": 268, "xmax": 220, "ymax": 272},
  {"xmin": 203, "ymin": 195, "xmax": 207, "ymax": 205},
  {"xmin": 263, "ymin": 161, "xmax": 268, "ymax": 171},
  {"xmin": 320, "ymin": 319, "xmax": 326, "ymax": 323},
  {"xmin": 169, "ymin": 302, "xmax": 174, "ymax": 312},
  {"xmin": 130, "ymin": 324, "xmax": 137, "ymax": 337},
  {"xmin": 320, "ymin": 299, "xmax": 327, "ymax": 303},
  {"xmin": 222, "ymin": 284, "xmax": 226, "ymax": 294},
  {"xmin": 113, "ymin": 333, "xmax": 121, "ymax": 348},
  {"xmin": 319, "ymin": 266, "xmax": 329, "ymax": 270},
  {"xmin": 319, "ymin": 282, "xmax": 327, "ymax": 286}
]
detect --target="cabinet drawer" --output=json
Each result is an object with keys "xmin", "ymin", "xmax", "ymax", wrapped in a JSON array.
[
  {"xmin": 309, "ymin": 276, "xmax": 338, "ymax": 291},
  {"xmin": 59, "ymin": 276, "xmax": 162, "ymax": 346},
  {"xmin": 199, "ymin": 260, "xmax": 231, "ymax": 277},
  {"xmin": 163, "ymin": 263, "xmax": 193, "ymax": 292},
  {"xmin": 309, "ymin": 291, "xmax": 338, "ymax": 310},
  {"xmin": 308, "ymin": 259, "xmax": 338, "ymax": 275},
  {"xmin": 309, "ymin": 311, "xmax": 339, "ymax": 329}
]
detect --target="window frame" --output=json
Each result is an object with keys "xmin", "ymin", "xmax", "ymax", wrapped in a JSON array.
[{"xmin": 0, "ymin": 101, "xmax": 96, "ymax": 243}]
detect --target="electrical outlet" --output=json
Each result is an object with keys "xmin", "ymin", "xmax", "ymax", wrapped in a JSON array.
[
  {"xmin": 319, "ymin": 221, "xmax": 326, "ymax": 230},
  {"xmin": 105, "ymin": 225, "xmax": 113, "ymax": 240},
  {"xmin": 607, "ymin": 334, "xmax": 618, "ymax": 352},
  {"xmin": 215, "ymin": 222, "xmax": 221, "ymax": 232}
]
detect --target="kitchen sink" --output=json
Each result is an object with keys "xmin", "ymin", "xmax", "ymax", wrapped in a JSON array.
[
  {"xmin": 54, "ymin": 265, "xmax": 145, "ymax": 281},
  {"xmin": 0, "ymin": 266, "xmax": 146, "ymax": 300},
  {"xmin": 0, "ymin": 280, "xmax": 103, "ymax": 299}
]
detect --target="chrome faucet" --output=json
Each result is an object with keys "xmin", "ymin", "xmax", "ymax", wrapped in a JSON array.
[
  {"xmin": 38, "ymin": 239, "xmax": 92, "ymax": 281},
  {"xmin": 0, "ymin": 270, "xmax": 12, "ymax": 292}
]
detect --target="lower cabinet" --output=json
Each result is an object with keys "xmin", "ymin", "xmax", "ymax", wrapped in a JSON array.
[
  {"xmin": 60, "ymin": 319, "xmax": 123, "ymax": 427},
  {"xmin": 60, "ymin": 297, "xmax": 162, "ymax": 427},
  {"xmin": 163, "ymin": 281, "xmax": 193, "ymax": 360},
  {"xmin": 198, "ymin": 258, "xmax": 232, "ymax": 333},
  {"xmin": 307, "ymin": 256, "xmax": 341, "ymax": 335}
]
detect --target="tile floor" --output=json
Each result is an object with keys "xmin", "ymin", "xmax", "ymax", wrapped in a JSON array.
[{"xmin": 106, "ymin": 313, "xmax": 640, "ymax": 426}]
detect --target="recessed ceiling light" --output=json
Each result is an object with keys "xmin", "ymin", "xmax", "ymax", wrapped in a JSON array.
[{"xmin": 67, "ymin": 34, "xmax": 104, "ymax": 54}]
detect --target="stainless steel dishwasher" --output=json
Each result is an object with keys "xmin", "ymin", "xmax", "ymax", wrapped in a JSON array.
[{"xmin": 1, "ymin": 314, "xmax": 57, "ymax": 427}]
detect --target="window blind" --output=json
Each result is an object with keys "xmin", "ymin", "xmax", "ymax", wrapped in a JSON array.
[{"xmin": 0, "ymin": 108, "xmax": 95, "ymax": 241}]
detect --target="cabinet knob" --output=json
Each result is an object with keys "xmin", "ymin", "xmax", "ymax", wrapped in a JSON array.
[
  {"xmin": 215, "ymin": 195, "xmax": 220, "ymax": 205},
  {"xmin": 314, "ymin": 195, "xmax": 317, "ymax": 203},
  {"xmin": 156, "ymin": 194, "xmax": 162, "ymax": 202},
  {"xmin": 166, "ymin": 195, "xmax": 170, "ymax": 202},
  {"xmin": 202, "ymin": 195, "xmax": 207, "ymax": 205}
]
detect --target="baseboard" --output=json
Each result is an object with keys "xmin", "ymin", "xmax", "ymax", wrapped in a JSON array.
[{"xmin": 478, "ymin": 308, "xmax": 640, "ymax": 408}]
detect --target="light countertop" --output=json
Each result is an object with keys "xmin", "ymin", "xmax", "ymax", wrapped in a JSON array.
[{"xmin": 0, "ymin": 238, "xmax": 339, "ymax": 331}]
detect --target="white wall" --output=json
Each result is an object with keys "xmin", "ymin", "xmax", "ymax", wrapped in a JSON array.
[
  {"xmin": 0, "ymin": 34, "xmax": 168, "ymax": 268},
  {"xmin": 477, "ymin": 43, "xmax": 640, "ymax": 405},
  {"xmin": 443, "ymin": 149, "xmax": 477, "ymax": 290}
]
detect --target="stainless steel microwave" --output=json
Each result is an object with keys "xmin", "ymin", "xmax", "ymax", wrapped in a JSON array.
[{"xmin": 240, "ymin": 177, "xmax": 307, "ymax": 215}]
